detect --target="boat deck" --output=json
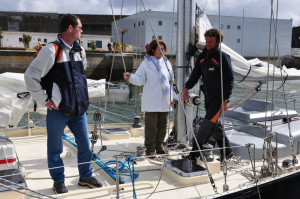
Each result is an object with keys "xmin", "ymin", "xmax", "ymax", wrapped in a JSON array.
[{"xmin": 4, "ymin": 127, "xmax": 297, "ymax": 199}]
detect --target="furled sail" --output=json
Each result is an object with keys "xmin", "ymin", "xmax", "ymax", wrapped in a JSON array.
[{"xmin": 0, "ymin": 72, "xmax": 106, "ymax": 128}]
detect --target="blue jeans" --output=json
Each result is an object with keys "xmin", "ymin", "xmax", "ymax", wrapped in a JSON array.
[{"xmin": 46, "ymin": 109, "xmax": 93, "ymax": 183}]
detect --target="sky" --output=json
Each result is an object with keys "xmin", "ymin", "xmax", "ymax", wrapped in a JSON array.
[{"xmin": 0, "ymin": 0, "xmax": 299, "ymax": 27}]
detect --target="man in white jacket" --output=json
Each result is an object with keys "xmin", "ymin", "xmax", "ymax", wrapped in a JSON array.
[
  {"xmin": 124, "ymin": 40, "xmax": 176, "ymax": 157},
  {"xmin": 24, "ymin": 14, "xmax": 102, "ymax": 194}
]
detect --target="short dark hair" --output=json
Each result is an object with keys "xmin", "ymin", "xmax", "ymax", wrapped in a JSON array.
[
  {"xmin": 60, "ymin": 14, "xmax": 80, "ymax": 33},
  {"xmin": 204, "ymin": 28, "xmax": 224, "ymax": 43},
  {"xmin": 146, "ymin": 39, "xmax": 168, "ymax": 56}
]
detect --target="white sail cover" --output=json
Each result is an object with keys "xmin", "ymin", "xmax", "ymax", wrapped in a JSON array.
[
  {"xmin": 196, "ymin": 13, "xmax": 300, "ymax": 93},
  {"xmin": 0, "ymin": 72, "xmax": 105, "ymax": 128}
]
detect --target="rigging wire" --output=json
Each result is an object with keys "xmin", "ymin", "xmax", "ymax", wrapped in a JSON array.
[
  {"xmin": 139, "ymin": 0, "xmax": 173, "ymax": 82},
  {"xmin": 246, "ymin": 144, "xmax": 262, "ymax": 199},
  {"xmin": 262, "ymin": 0, "xmax": 274, "ymax": 168},
  {"xmin": 217, "ymin": 0, "xmax": 229, "ymax": 191},
  {"xmin": 261, "ymin": 0, "xmax": 297, "ymax": 177},
  {"xmin": 134, "ymin": 0, "xmax": 139, "ymax": 117},
  {"xmin": 0, "ymin": 178, "xmax": 58, "ymax": 199},
  {"xmin": 172, "ymin": 85, "xmax": 219, "ymax": 193},
  {"xmin": 271, "ymin": 0, "xmax": 279, "ymax": 175},
  {"xmin": 169, "ymin": 0, "xmax": 176, "ymax": 58},
  {"xmin": 165, "ymin": 0, "xmax": 177, "ymax": 146},
  {"xmin": 269, "ymin": 0, "xmax": 298, "ymax": 167},
  {"xmin": 196, "ymin": 0, "xmax": 209, "ymax": 13},
  {"xmin": 109, "ymin": 0, "xmax": 127, "ymax": 73},
  {"xmin": 120, "ymin": 0, "xmax": 125, "ymax": 19}
]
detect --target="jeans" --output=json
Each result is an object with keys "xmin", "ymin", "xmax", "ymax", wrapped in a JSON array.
[{"xmin": 47, "ymin": 109, "xmax": 93, "ymax": 183}]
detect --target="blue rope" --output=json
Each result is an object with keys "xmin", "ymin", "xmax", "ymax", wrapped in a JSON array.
[
  {"xmin": 103, "ymin": 158, "xmax": 139, "ymax": 183},
  {"xmin": 62, "ymin": 133, "xmax": 139, "ymax": 188},
  {"xmin": 63, "ymin": 133, "xmax": 119, "ymax": 182},
  {"xmin": 127, "ymin": 155, "xmax": 137, "ymax": 199}
]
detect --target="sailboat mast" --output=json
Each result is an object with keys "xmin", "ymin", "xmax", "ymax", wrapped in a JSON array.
[{"xmin": 176, "ymin": 0, "xmax": 196, "ymax": 141}]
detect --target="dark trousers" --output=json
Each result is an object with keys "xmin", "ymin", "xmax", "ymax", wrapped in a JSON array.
[
  {"xmin": 190, "ymin": 97, "xmax": 232, "ymax": 158},
  {"xmin": 144, "ymin": 112, "xmax": 169, "ymax": 153}
]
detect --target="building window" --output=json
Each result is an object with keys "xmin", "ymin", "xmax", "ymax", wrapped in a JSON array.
[
  {"xmin": 96, "ymin": 40, "xmax": 102, "ymax": 48},
  {"xmin": 19, "ymin": 38, "xmax": 22, "ymax": 42},
  {"xmin": 227, "ymin": 25, "xmax": 230, "ymax": 29},
  {"xmin": 174, "ymin": 22, "xmax": 177, "ymax": 26},
  {"xmin": 220, "ymin": 24, "xmax": 223, "ymax": 29},
  {"xmin": 158, "ymin": 36, "xmax": 162, "ymax": 40},
  {"xmin": 138, "ymin": 21, "xmax": 140, "ymax": 26},
  {"xmin": 237, "ymin": 25, "xmax": 241, "ymax": 30},
  {"xmin": 158, "ymin": 21, "xmax": 162, "ymax": 26},
  {"xmin": 44, "ymin": 38, "xmax": 47, "ymax": 43},
  {"xmin": 142, "ymin": 21, "xmax": 144, "ymax": 26},
  {"xmin": 88, "ymin": 42, "xmax": 92, "ymax": 48},
  {"xmin": 38, "ymin": 38, "xmax": 41, "ymax": 42},
  {"xmin": 237, "ymin": 39, "xmax": 240, "ymax": 43},
  {"xmin": 134, "ymin": 23, "xmax": 135, "ymax": 28},
  {"xmin": 152, "ymin": 35, "xmax": 156, "ymax": 40}
]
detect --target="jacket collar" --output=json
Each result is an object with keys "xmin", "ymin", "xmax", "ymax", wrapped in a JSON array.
[
  {"xmin": 203, "ymin": 46, "xmax": 220, "ymax": 56},
  {"xmin": 57, "ymin": 34, "xmax": 82, "ymax": 53}
]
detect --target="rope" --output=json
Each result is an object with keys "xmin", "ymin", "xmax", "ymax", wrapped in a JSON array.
[
  {"xmin": 262, "ymin": 0, "xmax": 275, "ymax": 166},
  {"xmin": 2, "ymin": 140, "xmax": 251, "ymax": 181},
  {"xmin": 89, "ymin": 103, "xmax": 132, "ymax": 120},
  {"xmin": 128, "ymin": 155, "xmax": 137, "ymax": 198},
  {"xmin": 145, "ymin": 156, "xmax": 166, "ymax": 199},
  {"xmin": 168, "ymin": 88, "xmax": 219, "ymax": 193},
  {"xmin": 227, "ymin": 85, "xmax": 259, "ymax": 108},
  {"xmin": 225, "ymin": 86, "xmax": 260, "ymax": 114},
  {"xmin": 103, "ymin": 157, "xmax": 139, "ymax": 183},
  {"xmin": 140, "ymin": 0, "xmax": 173, "ymax": 83},
  {"xmin": 0, "ymin": 177, "xmax": 58, "ymax": 199},
  {"xmin": 197, "ymin": 0, "xmax": 209, "ymax": 13},
  {"xmin": 109, "ymin": 0, "xmax": 127, "ymax": 73},
  {"xmin": 269, "ymin": 0, "xmax": 298, "ymax": 166},
  {"xmin": 246, "ymin": 144, "xmax": 262, "ymax": 199}
]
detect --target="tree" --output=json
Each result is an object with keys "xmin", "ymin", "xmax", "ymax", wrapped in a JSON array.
[
  {"xmin": 0, "ymin": 26, "xmax": 3, "ymax": 47},
  {"xmin": 22, "ymin": 34, "xmax": 32, "ymax": 49},
  {"xmin": 119, "ymin": 29, "xmax": 128, "ymax": 51},
  {"xmin": 91, "ymin": 40, "xmax": 97, "ymax": 50},
  {"xmin": 113, "ymin": 41, "xmax": 120, "ymax": 51}
]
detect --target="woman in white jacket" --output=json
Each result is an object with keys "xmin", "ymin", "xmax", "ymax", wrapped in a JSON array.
[{"xmin": 124, "ymin": 40, "xmax": 176, "ymax": 157}]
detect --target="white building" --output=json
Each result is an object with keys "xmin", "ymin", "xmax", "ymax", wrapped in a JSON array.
[
  {"xmin": 111, "ymin": 11, "xmax": 177, "ymax": 54},
  {"xmin": 112, "ymin": 11, "xmax": 292, "ymax": 57},
  {"xmin": 2, "ymin": 31, "xmax": 112, "ymax": 50},
  {"xmin": 208, "ymin": 15, "xmax": 293, "ymax": 57}
]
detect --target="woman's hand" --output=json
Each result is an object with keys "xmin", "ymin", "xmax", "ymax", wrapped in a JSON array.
[
  {"xmin": 123, "ymin": 72, "xmax": 130, "ymax": 80},
  {"xmin": 171, "ymin": 100, "xmax": 176, "ymax": 106}
]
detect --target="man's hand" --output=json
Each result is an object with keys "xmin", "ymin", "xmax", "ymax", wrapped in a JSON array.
[
  {"xmin": 123, "ymin": 72, "xmax": 130, "ymax": 80},
  {"xmin": 183, "ymin": 88, "xmax": 189, "ymax": 101},
  {"xmin": 46, "ymin": 100, "xmax": 59, "ymax": 110},
  {"xmin": 223, "ymin": 101, "xmax": 229, "ymax": 111}
]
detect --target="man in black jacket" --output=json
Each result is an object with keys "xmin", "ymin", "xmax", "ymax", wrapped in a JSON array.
[{"xmin": 183, "ymin": 28, "xmax": 234, "ymax": 162}]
